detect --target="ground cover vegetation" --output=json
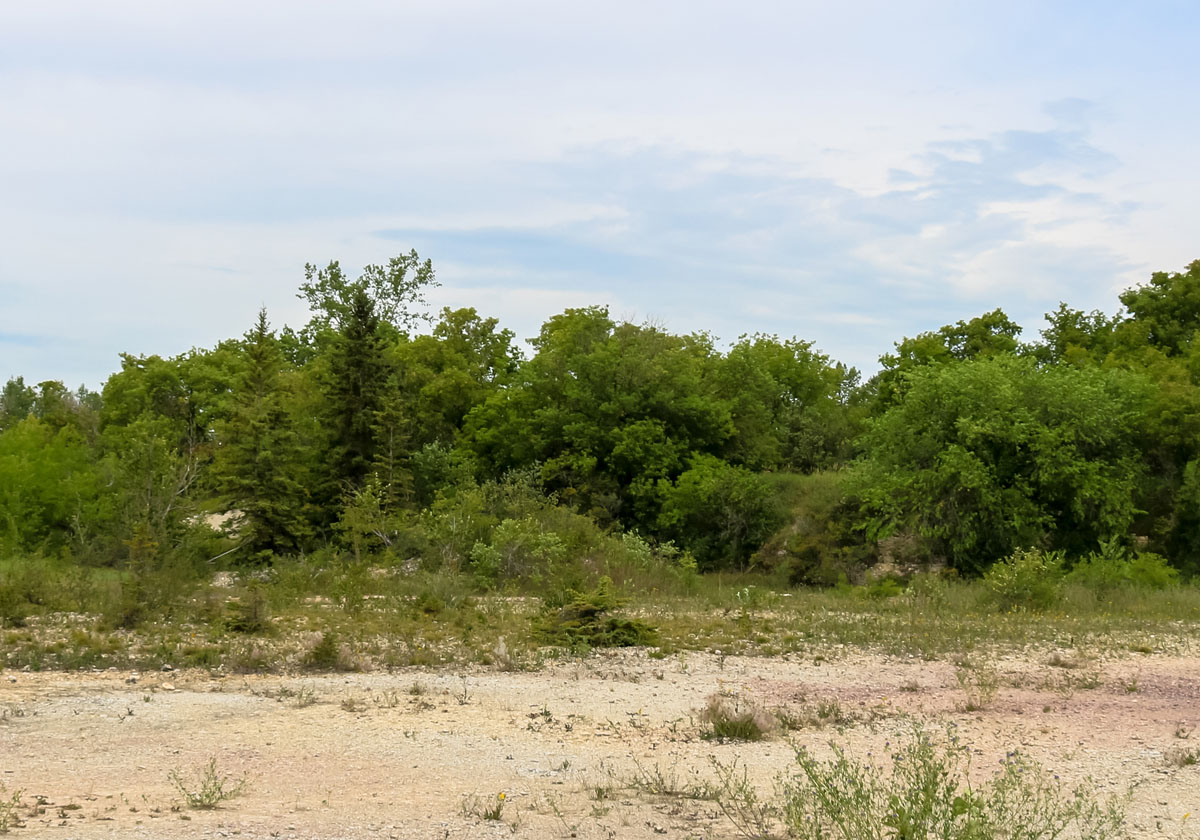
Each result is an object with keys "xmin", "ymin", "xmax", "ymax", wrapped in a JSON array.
[{"xmin": 2, "ymin": 254, "xmax": 1200, "ymax": 669}]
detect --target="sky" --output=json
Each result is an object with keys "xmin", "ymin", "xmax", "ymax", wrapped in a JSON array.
[{"xmin": 3, "ymin": 1, "xmax": 1199, "ymax": 387}]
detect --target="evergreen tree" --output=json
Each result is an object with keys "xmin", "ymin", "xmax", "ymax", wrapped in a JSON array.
[
  {"xmin": 216, "ymin": 309, "xmax": 309, "ymax": 562},
  {"xmin": 323, "ymin": 286, "xmax": 390, "ymax": 489}
]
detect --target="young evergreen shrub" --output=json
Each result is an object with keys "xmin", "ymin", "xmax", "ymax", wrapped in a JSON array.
[
  {"xmin": 533, "ymin": 576, "xmax": 657, "ymax": 649},
  {"xmin": 983, "ymin": 547, "xmax": 1064, "ymax": 611}
]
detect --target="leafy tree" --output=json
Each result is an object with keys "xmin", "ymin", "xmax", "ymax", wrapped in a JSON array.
[
  {"xmin": 1034, "ymin": 303, "xmax": 1116, "ymax": 365},
  {"xmin": 1117, "ymin": 260, "xmax": 1200, "ymax": 356},
  {"xmin": 657, "ymin": 453, "xmax": 783, "ymax": 570},
  {"xmin": 465, "ymin": 308, "xmax": 732, "ymax": 532},
  {"xmin": 298, "ymin": 249, "xmax": 438, "ymax": 338},
  {"xmin": 99, "ymin": 414, "xmax": 204, "ymax": 559},
  {"xmin": 393, "ymin": 307, "xmax": 519, "ymax": 448},
  {"xmin": 214, "ymin": 310, "xmax": 310, "ymax": 561},
  {"xmin": 853, "ymin": 355, "xmax": 1149, "ymax": 572},
  {"xmin": 0, "ymin": 416, "xmax": 102, "ymax": 555},
  {"xmin": 714, "ymin": 334, "xmax": 860, "ymax": 471},
  {"xmin": 871, "ymin": 309, "xmax": 1022, "ymax": 409},
  {"xmin": 0, "ymin": 377, "xmax": 35, "ymax": 432}
]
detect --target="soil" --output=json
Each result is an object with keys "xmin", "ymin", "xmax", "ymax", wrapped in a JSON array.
[{"xmin": 2, "ymin": 648, "xmax": 1198, "ymax": 839}]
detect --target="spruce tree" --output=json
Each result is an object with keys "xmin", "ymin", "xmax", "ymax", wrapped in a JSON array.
[
  {"xmin": 323, "ymin": 286, "xmax": 390, "ymax": 489},
  {"xmin": 217, "ymin": 309, "xmax": 309, "ymax": 562}
]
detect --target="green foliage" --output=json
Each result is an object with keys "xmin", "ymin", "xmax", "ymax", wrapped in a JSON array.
[
  {"xmin": 533, "ymin": 577, "xmax": 658, "ymax": 649},
  {"xmin": 1067, "ymin": 539, "xmax": 1179, "ymax": 591},
  {"xmin": 169, "ymin": 758, "xmax": 248, "ymax": 809},
  {"xmin": 780, "ymin": 727, "xmax": 1126, "ymax": 840},
  {"xmin": 469, "ymin": 515, "xmax": 567, "ymax": 590},
  {"xmin": 983, "ymin": 547, "xmax": 1065, "ymax": 611},
  {"xmin": 0, "ymin": 782, "xmax": 22, "ymax": 833},
  {"xmin": 715, "ymin": 334, "xmax": 860, "ymax": 472},
  {"xmin": 465, "ymin": 309, "xmax": 733, "ymax": 533},
  {"xmin": 225, "ymin": 584, "xmax": 273, "ymax": 634},
  {"xmin": 872, "ymin": 308, "xmax": 1023, "ymax": 409},
  {"xmin": 304, "ymin": 630, "xmax": 345, "ymax": 670},
  {"xmin": 298, "ymin": 250, "xmax": 437, "ymax": 337},
  {"xmin": 1117, "ymin": 259, "xmax": 1200, "ymax": 356},
  {"xmin": 753, "ymin": 471, "xmax": 865, "ymax": 586},
  {"xmin": 657, "ymin": 454, "xmax": 784, "ymax": 570},
  {"xmin": 212, "ymin": 310, "xmax": 310, "ymax": 562},
  {"xmin": 853, "ymin": 355, "xmax": 1148, "ymax": 572}
]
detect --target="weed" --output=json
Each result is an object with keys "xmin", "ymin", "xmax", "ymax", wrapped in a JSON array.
[
  {"xmin": 778, "ymin": 726, "xmax": 1126, "ymax": 840},
  {"xmin": 463, "ymin": 792, "xmax": 506, "ymax": 821},
  {"xmin": 627, "ymin": 758, "xmax": 715, "ymax": 800},
  {"xmin": 169, "ymin": 758, "xmax": 248, "ymax": 809},
  {"xmin": 708, "ymin": 757, "xmax": 775, "ymax": 839},
  {"xmin": 0, "ymin": 784, "xmax": 21, "ymax": 833},
  {"xmin": 699, "ymin": 691, "xmax": 773, "ymax": 741},
  {"xmin": 1117, "ymin": 674, "xmax": 1140, "ymax": 694},
  {"xmin": 983, "ymin": 547, "xmax": 1064, "ymax": 612},
  {"xmin": 1166, "ymin": 747, "xmax": 1200, "ymax": 767},
  {"xmin": 955, "ymin": 658, "xmax": 1000, "ymax": 711}
]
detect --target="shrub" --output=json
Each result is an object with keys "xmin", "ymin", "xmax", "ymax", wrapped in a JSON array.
[
  {"xmin": 468, "ymin": 515, "xmax": 566, "ymax": 589},
  {"xmin": 779, "ymin": 727, "xmax": 1126, "ymax": 840},
  {"xmin": 224, "ymin": 584, "xmax": 272, "ymax": 634},
  {"xmin": 983, "ymin": 547, "xmax": 1064, "ymax": 611},
  {"xmin": 303, "ymin": 630, "xmax": 352, "ymax": 671},
  {"xmin": 1067, "ymin": 539, "xmax": 1179, "ymax": 591},
  {"xmin": 533, "ymin": 576, "xmax": 657, "ymax": 649}
]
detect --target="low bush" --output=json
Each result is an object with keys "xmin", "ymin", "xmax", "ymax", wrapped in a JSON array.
[
  {"xmin": 983, "ymin": 547, "xmax": 1064, "ymax": 611},
  {"xmin": 533, "ymin": 576, "xmax": 657, "ymax": 649},
  {"xmin": 1067, "ymin": 539, "xmax": 1178, "ymax": 591}
]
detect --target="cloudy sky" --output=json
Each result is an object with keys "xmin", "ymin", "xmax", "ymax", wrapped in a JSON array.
[{"xmin": 3, "ymin": 1, "xmax": 1198, "ymax": 386}]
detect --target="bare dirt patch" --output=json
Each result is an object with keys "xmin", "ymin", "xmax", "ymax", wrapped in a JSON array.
[{"xmin": 2, "ymin": 649, "xmax": 1198, "ymax": 839}]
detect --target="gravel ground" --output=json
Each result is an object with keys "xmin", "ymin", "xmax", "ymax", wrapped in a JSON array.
[{"xmin": 2, "ymin": 648, "xmax": 1198, "ymax": 839}]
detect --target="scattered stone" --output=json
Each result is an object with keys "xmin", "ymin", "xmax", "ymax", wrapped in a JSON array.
[
  {"xmin": 161, "ymin": 664, "xmax": 175, "ymax": 672},
  {"xmin": 161, "ymin": 683, "xmax": 176, "ymax": 691}
]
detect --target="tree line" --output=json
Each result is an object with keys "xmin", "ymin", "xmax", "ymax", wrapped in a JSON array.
[{"xmin": 4, "ymin": 253, "xmax": 1200, "ymax": 583}]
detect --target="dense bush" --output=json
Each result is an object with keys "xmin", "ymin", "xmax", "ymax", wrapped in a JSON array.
[{"xmin": 983, "ymin": 547, "xmax": 1065, "ymax": 611}]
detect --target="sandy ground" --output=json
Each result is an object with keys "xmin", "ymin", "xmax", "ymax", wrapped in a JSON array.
[{"xmin": 2, "ymin": 649, "xmax": 1198, "ymax": 839}]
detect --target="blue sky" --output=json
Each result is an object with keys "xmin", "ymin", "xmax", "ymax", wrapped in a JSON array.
[{"xmin": 2, "ymin": 1, "xmax": 1198, "ymax": 386}]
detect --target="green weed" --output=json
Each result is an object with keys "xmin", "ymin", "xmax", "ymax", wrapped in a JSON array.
[{"xmin": 169, "ymin": 758, "xmax": 248, "ymax": 809}]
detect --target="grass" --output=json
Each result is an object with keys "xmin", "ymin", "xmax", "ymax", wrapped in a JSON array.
[
  {"xmin": 699, "ymin": 692, "xmax": 774, "ymax": 741},
  {"xmin": 169, "ymin": 758, "xmax": 249, "ymax": 809},
  {"xmin": 2, "ymin": 555, "xmax": 1200, "ymax": 674},
  {"xmin": 462, "ymin": 792, "xmax": 506, "ymax": 821}
]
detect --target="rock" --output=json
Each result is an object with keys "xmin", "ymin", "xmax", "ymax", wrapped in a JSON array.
[
  {"xmin": 125, "ymin": 674, "xmax": 139, "ymax": 684},
  {"xmin": 161, "ymin": 664, "xmax": 174, "ymax": 672},
  {"xmin": 161, "ymin": 683, "xmax": 175, "ymax": 691}
]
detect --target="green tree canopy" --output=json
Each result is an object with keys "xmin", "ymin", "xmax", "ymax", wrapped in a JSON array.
[{"xmin": 853, "ymin": 355, "xmax": 1149, "ymax": 572}]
